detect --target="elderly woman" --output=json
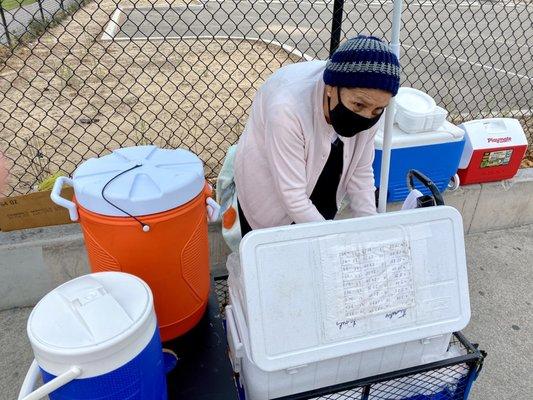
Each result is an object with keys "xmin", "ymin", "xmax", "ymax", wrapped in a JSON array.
[{"xmin": 232, "ymin": 35, "xmax": 400, "ymax": 236}]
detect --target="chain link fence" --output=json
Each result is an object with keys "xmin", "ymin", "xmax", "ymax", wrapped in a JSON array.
[{"xmin": 0, "ymin": 0, "xmax": 531, "ymax": 196}]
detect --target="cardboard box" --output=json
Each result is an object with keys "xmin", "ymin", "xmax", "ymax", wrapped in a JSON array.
[{"xmin": 0, "ymin": 187, "xmax": 75, "ymax": 232}]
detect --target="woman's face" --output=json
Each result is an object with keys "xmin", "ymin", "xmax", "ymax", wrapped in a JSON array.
[{"xmin": 326, "ymin": 86, "xmax": 392, "ymax": 119}]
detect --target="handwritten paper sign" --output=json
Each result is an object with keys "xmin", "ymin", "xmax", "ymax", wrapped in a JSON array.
[{"xmin": 320, "ymin": 237, "xmax": 415, "ymax": 340}]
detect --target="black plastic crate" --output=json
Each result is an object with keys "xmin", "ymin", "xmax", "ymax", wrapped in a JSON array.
[{"xmin": 213, "ymin": 275, "xmax": 486, "ymax": 400}]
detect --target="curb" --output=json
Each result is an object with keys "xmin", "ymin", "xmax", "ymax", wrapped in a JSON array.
[
  {"xmin": 379, "ymin": 168, "xmax": 533, "ymax": 234},
  {"xmin": 1, "ymin": 169, "xmax": 532, "ymax": 310}
]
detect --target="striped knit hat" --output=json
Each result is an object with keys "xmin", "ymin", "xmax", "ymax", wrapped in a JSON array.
[{"xmin": 323, "ymin": 35, "xmax": 401, "ymax": 96}]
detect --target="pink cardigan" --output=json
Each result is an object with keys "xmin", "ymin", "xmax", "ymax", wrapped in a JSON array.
[{"xmin": 234, "ymin": 61, "xmax": 378, "ymax": 229}]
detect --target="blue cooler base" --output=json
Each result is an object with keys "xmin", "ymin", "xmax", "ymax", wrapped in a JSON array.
[
  {"xmin": 373, "ymin": 140, "xmax": 465, "ymax": 203},
  {"xmin": 42, "ymin": 329, "xmax": 167, "ymax": 400}
]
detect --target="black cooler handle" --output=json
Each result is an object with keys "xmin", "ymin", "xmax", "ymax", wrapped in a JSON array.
[{"xmin": 407, "ymin": 169, "xmax": 445, "ymax": 207}]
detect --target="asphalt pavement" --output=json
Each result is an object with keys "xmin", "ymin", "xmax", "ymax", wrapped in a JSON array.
[{"xmin": 112, "ymin": 0, "xmax": 533, "ymax": 114}]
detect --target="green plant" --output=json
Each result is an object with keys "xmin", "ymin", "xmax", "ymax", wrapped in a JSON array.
[
  {"xmin": 57, "ymin": 64, "xmax": 81, "ymax": 88},
  {"xmin": 37, "ymin": 171, "xmax": 66, "ymax": 191},
  {"xmin": 26, "ymin": 18, "xmax": 49, "ymax": 38},
  {"xmin": 133, "ymin": 120, "xmax": 151, "ymax": 145},
  {"xmin": 0, "ymin": 0, "xmax": 37, "ymax": 12},
  {"xmin": 18, "ymin": 135, "xmax": 50, "ymax": 189}
]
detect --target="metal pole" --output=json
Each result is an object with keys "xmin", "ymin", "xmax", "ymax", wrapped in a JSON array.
[
  {"xmin": 377, "ymin": 0, "xmax": 403, "ymax": 213},
  {"xmin": 361, "ymin": 385, "xmax": 371, "ymax": 400},
  {"xmin": 38, "ymin": 0, "xmax": 45, "ymax": 24},
  {"xmin": 0, "ymin": 0, "xmax": 13, "ymax": 48},
  {"xmin": 329, "ymin": 0, "xmax": 345, "ymax": 57}
]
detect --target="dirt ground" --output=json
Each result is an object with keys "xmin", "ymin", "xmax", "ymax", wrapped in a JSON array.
[
  {"xmin": 521, "ymin": 157, "xmax": 533, "ymax": 168},
  {"xmin": 519, "ymin": 116, "xmax": 533, "ymax": 168},
  {"xmin": 0, "ymin": 0, "xmax": 301, "ymax": 195}
]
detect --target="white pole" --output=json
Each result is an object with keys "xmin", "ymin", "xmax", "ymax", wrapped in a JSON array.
[{"xmin": 377, "ymin": 0, "xmax": 403, "ymax": 213}]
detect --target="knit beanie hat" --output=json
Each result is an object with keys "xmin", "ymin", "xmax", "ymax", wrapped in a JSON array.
[{"xmin": 323, "ymin": 35, "xmax": 401, "ymax": 96}]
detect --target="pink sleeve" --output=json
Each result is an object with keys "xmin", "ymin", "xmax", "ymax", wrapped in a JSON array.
[
  {"xmin": 347, "ymin": 128, "xmax": 378, "ymax": 218},
  {"xmin": 264, "ymin": 103, "xmax": 325, "ymax": 224}
]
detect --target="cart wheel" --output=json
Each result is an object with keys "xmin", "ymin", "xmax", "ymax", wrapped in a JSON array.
[
  {"xmin": 448, "ymin": 174, "xmax": 460, "ymax": 191},
  {"xmin": 162, "ymin": 348, "xmax": 179, "ymax": 373}
]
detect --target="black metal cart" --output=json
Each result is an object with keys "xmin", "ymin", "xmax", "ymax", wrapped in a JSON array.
[{"xmin": 212, "ymin": 276, "xmax": 486, "ymax": 400}]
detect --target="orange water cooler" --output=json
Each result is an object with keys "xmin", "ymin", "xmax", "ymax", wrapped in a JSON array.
[{"xmin": 51, "ymin": 145, "xmax": 220, "ymax": 341}]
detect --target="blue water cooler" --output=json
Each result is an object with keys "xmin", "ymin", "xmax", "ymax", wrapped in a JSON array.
[
  {"xmin": 373, "ymin": 121, "xmax": 465, "ymax": 202},
  {"xmin": 18, "ymin": 272, "xmax": 167, "ymax": 400}
]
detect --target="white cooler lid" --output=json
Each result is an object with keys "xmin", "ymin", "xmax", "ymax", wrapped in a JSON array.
[
  {"xmin": 238, "ymin": 207, "xmax": 470, "ymax": 372},
  {"xmin": 375, "ymin": 121, "xmax": 465, "ymax": 150},
  {"xmin": 27, "ymin": 272, "xmax": 156, "ymax": 377},
  {"xmin": 459, "ymin": 118, "xmax": 527, "ymax": 148},
  {"xmin": 73, "ymin": 145, "xmax": 205, "ymax": 216}
]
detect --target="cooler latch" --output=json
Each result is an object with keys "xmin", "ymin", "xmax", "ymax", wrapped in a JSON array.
[
  {"xmin": 420, "ymin": 334, "xmax": 446, "ymax": 345},
  {"xmin": 285, "ymin": 364, "xmax": 308, "ymax": 375}
]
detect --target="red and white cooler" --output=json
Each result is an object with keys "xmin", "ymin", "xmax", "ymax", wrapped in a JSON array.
[{"xmin": 457, "ymin": 118, "xmax": 528, "ymax": 185}]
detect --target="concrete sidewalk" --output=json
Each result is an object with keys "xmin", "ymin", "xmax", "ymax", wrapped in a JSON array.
[
  {"xmin": 462, "ymin": 224, "xmax": 532, "ymax": 400},
  {"xmin": 1, "ymin": 225, "xmax": 532, "ymax": 400}
]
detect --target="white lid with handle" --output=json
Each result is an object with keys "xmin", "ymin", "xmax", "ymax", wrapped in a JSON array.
[
  {"xmin": 27, "ymin": 272, "xmax": 156, "ymax": 378},
  {"xmin": 71, "ymin": 145, "xmax": 205, "ymax": 217}
]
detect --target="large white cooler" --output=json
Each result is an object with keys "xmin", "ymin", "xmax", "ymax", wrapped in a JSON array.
[{"xmin": 226, "ymin": 207, "xmax": 471, "ymax": 400}]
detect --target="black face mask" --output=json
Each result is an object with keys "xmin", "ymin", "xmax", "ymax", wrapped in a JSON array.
[{"xmin": 328, "ymin": 88, "xmax": 382, "ymax": 138}]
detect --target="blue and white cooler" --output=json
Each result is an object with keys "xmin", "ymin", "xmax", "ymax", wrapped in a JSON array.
[
  {"xmin": 18, "ymin": 272, "xmax": 167, "ymax": 400},
  {"xmin": 373, "ymin": 88, "xmax": 466, "ymax": 202}
]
